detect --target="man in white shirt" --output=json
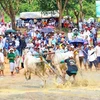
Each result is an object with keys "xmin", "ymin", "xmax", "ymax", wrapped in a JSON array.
[
  {"xmin": 91, "ymin": 26, "xmax": 96, "ymax": 35},
  {"xmin": 15, "ymin": 39, "xmax": 19, "ymax": 48},
  {"xmin": 0, "ymin": 36, "xmax": 4, "ymax": 50},
  {"xmin": 88, "ymin": 45, "xmax": 97, "ymax": 71},
  {"xmin": 95, "ymin": 42, "xmax": 100, "ymax": 69},
  {"xmin": 83, "ymin": 28, "xmax": 91, "ymax": 44},
  {"xmin": 0, "ymin": 48, "xmax": 4, "ymax": 76},
  {"xmin": 67, "ymin": 29, "xmax": 73, "ymax": 41},
  {"xmin": 78, "ymin": 30, "xmax": 85, "ymax": 39}
]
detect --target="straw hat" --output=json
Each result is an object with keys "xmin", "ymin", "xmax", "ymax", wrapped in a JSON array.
[{"xmin": 9, "ymin": 48, "xmax": 14, "ymax": 51}]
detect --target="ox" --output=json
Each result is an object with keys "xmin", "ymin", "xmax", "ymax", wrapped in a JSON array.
[
  {"xmin": 23, "ymin": 49, "xmax": 47, "ymax": 87},
  {"xmin": 45, "ymin": 50, "xmax": 71, "ymax": 83}
]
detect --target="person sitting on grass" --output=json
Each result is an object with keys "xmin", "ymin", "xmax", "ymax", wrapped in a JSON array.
[{"xmin": 60, "ymin": 54, "xmax": 78, "ymax": 82}]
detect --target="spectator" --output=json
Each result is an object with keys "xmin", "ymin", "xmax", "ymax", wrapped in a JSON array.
[
  {"xmin": 19, "ymin": 36, "xmax": 26, "ymax": 56},
  {"xmin": 7, "ymin": 48, "xmax": 16, "ymax": 76},
  {"xmin": 88, "ymin": 45, "xmax": 97, "ymax": 71},
  {"xmin": 95, "ymin": 42, "xmax": 100, "ymax": 69},
  {"xmin": 82, "ymin": 43, "xmax": 88, "ymax": 70},
  {"xmin": 0, "ymin": 48, "xmax": 4, "ymax": 76}
]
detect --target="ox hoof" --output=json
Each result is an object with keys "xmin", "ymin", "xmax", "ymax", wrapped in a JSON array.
[
  {"xmin": 25, "ymin": 75, "xmax": 31, "ymax": 80},
  {"xmin": 25, "ymin": 71, "xmax": 31, "ymax": 80}
]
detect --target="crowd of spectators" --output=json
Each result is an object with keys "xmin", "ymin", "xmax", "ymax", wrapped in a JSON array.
[{"xmin": 0, "ymin": 17, "xmax": 100, "ymax": 76}]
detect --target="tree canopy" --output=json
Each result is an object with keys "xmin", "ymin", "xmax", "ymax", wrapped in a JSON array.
[{"xmin": 0, "ymin": 0, "xmax": 96, "ymax": 29}]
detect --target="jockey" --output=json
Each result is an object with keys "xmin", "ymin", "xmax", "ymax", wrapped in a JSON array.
[{"xmin": 60, "ymin": 54, "xmax": 78, "ymax": 81}]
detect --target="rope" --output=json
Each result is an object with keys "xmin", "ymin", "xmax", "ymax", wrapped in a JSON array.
[{"xmin": 41, "ymin": 56, "xmax": 63, "ymax": 80}]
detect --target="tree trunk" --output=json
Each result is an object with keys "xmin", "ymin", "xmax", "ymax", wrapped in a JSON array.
[
  {"xmin": 76, "ymin": 15, "xmax": 79, "ymax": 29},
  {"xmin": 66, "ymin": 9, "xmax": 69, "ymax": 16},
  {"xmin": 10, "ymin": 15, "xmax": 16, "ymax": 30},
  {"xmin": 74, "ymin": 10, "xmax": 79, "ymax": 29},
  {"xmin": 56, "ymin": 0, "xmax": 68, "ymax": 31},
  {"xmin": 79, "ymin": 0, "xmax": 83, "ymax": 22}
]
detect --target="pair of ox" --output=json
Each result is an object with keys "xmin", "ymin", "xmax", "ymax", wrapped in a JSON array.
[{"xmin": 23, "ymin": 49, "xmax": 73, "ymax": 87}]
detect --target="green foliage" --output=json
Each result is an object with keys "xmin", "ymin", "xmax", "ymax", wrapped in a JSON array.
[
  {"xmin": 37, "ymin": 0, "xmax": 57, "ymax": 11},
  {"xmin": 18, "ymin": 0, "xmax": 40, "ymax": 13},
  {"xmin": 0, "ymin": 0, "xmax": 97, "ymax": 21},
  {"xmin": 4, "ymin": 13, "xmax": 11, "ymax": 22},
  {"xmin": 62, "ymin": 28, "xmax": 68, "ymax": 33}
]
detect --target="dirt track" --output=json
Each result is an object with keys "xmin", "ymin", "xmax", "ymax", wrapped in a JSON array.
[{"xmin": 0, "ymin": 59, "xmax": 100, "ymax": 100}]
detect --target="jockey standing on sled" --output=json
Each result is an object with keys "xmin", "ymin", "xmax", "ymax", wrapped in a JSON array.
[{"xmin": 60, "ymin": 54, "xmax": 78, "ymax": 81}]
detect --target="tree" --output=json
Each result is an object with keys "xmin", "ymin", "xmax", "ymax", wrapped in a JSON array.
[
  {"xmin": 66, "ymin": 0, "xmax": 79, "ymax": 28},
  {"xmin": 74, "ymin": 9, "xmax": 79, "ymax": 28},
  {"xmin": 37, "ymin": 0, "xmax": 57, "ymax": 11},
  {"xmin": 56, "ymin": 0, "xmax": 68, "ymax": 30},
  {"xmin": 82, "ymin": 0, "xmax": 95, "ymax": 18},
  {"xmin": 0, "ymin": 0, "xmax": 33, "ymax": 30},
  {"xmin": 37, "ymin": 0, "xmax": 68, "ymax": 30},
  {"xmin": 79, "ymin": 0, "xmax": 83, "ymax": 22},
  {"xmin": 0, "ymin": 0, "xmax": 21, "ymax": 29}
]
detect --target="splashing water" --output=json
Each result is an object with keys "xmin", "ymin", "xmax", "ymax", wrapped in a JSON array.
[{"xmin": 51, "ymin": 70, "xmax": 100, "ymax": 89}]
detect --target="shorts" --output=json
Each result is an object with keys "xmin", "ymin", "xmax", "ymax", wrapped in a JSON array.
[
  {"xmin": 10, "ymin": 62, "xmax": 15, "ymax": 72},
  {"xmin": 88, "ymin": 60, "xmax": 97, "ymax": 68},
  {"xmin": 66, "ymin": 70, "xmax": 77, "ymax": 76},
  {"xmin": 97, "ymin": 57, "xmax": 100, "ymax": 63},
  {"xmin": 83, "ymin": 58, "xmax": 88, "ymax": 65}
]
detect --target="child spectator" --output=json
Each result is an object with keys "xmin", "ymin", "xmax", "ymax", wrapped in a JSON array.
[{"xmin": 7, "ymin": 48, "xmax": 16, "ymax": 76}]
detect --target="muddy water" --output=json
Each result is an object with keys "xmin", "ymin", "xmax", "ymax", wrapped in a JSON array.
[{"xmin": 0, "ymin": 60, "xmax": 100, "ymax": 100}]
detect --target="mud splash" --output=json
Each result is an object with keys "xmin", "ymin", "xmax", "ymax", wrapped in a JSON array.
[{"xmin": 51, "ymin": 70, "xmax": 100, "ymax": 89}]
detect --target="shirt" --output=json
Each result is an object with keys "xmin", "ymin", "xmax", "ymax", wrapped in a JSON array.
[
  {"xmin": 14, "ymin": 50, "xmax": 20, "ymax": 57},
  {"xmin": 95, "ymin": 46, "xmax": 100, "ymax": 57},
  {"xmin": 88, "ymin": 49, "xmax": 97, "ymax": 62},
  {"xmin": 0, "ymin": 52, "xmax": 4, "ymax": 63},
  {"xmin": 67, "ymin": 32, "xmax": 73, "ymax": 40},
  {"xmin": 65, "ymin": 58, "xmax": 78, "ymax": 72},
  {"xmin": 0, "ymin": 41, "xmax": 4, "ymax": 49},
  {"xmin": 78, "ymin": 49, "xmax": 84, "ymax": 57},
  {"xmin": 7, "ymin": 53, "xmax": 16, "ymax": 63}
]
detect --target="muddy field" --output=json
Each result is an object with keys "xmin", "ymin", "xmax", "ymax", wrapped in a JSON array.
[{"xmin": 0, "ymin": 59, "xmax": 100, "ymax": 100}]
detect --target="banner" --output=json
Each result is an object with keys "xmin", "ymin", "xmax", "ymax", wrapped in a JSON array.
[{"xmin": 96, "ymin": 0, "xmax": 100, "ymax": 17}]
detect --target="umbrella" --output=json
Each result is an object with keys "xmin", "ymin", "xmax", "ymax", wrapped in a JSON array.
[
  {"xmin": 45, "ymin": 25, "xmax": 55, "ymax": 29},
  {"xmin": 70, "ymin": 38, "xmax": 86, "ymax": 44},
  {"xmin": 41, "ymin": 27, "xmax": 54, "ymax": 33},
  {"xmin": 5, "ymin": 29, "xmax": 16, "ymax": 34}
]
